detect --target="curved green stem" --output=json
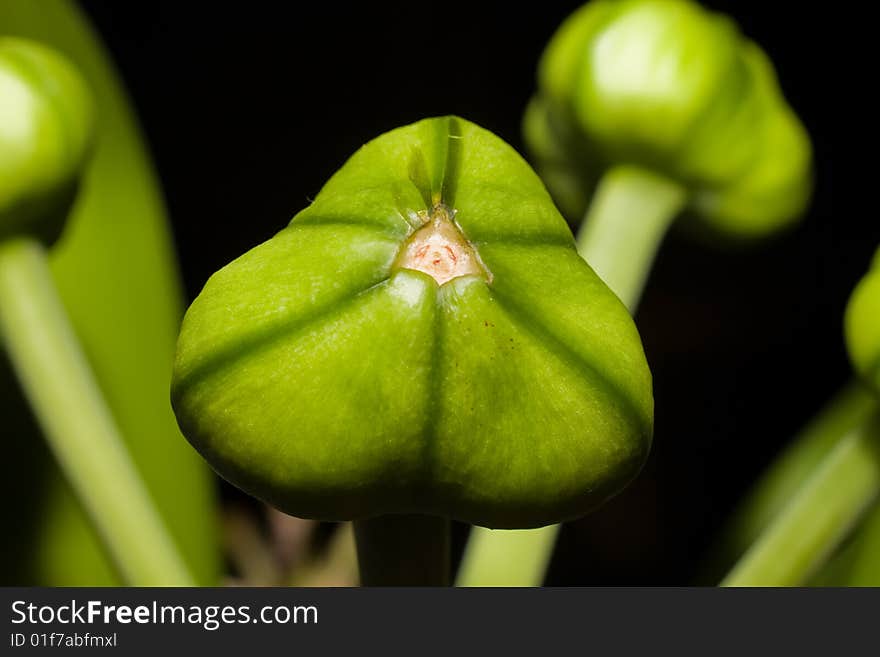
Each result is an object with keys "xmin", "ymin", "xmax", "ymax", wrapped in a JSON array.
[
  {"xmin": 577, "ymin": 165, "xmax": 687, "ymax": 310},
  {"xmin": 722, "ymin": 412, "xmax": 880, "ymax": 586},
  {"xmin": 0, "ymin": 238, "xmax": 193, "ymax": 585},
  {"xmin": 457, "ymin": 166, "xmax": 686, "ymax": 586},
  {"xmin": 702, "ymin": 381, "xmax": 876, "ymax": 580},
  {"xmin": 354, "ymin": 515, "xmax": 450, "ymax": 586}
]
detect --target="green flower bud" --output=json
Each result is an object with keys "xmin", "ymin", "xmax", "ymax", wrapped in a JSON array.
[
  {"xmin": 527, "ymin": 0, "xmax": 812, "ymax": 239},
  {"xmin": 171, "ymin": 116, "xmax": 653, "ymax": 529},
  {"xmin": 845, "ymin": 248, "xmax": 880, "ymax": 395},
  {"xmin": 0, "ymin": 37, "xmax": 94, "ymax": 244}
]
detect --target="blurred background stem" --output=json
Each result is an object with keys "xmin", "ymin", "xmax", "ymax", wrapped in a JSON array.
[
  {"xmin": 0, "ymin": 237, "xmax": 193, "ymax": 585},
  {"xmin": 722, "ymin": 413, "xmax": 880, "ymax": 586},
  {"xmin": 1, "ymin": 0, "xmax": 219, "ymax": 585},
  {"xmin": 703, "ymin": 382, "xmax": 877, "ymax": 580},
  {"xmin": 576, "ymin": 166, "xmax": 687, "ymax": 312},
  {"xmin": 457, "ymin": 166, "xmax": 686, "ymax": 586},
  {"xmin": 290, "ymin": 523, "xmax": 359, "ymax": 587}
]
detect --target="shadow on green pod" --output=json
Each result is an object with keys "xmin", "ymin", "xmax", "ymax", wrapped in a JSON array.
[
  {"xmin": 0, "ymin": 37, "xmax": 93, "ymax": 243},
  {"xmin": 1, "ymin": 1, "xmax": 219, "ymax": 585},
  {"xmin": 845, "ymin": 248, "xmax": 880, "ymax": 396},
  {"xmin": 171, "ymin": 117, "xmax": 654, "ymax": 582},
  {"xmin": 527, "ymin": 0, "xmax": 812, "ymax": 241}
]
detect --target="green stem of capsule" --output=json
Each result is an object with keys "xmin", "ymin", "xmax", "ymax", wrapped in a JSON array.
[
  {"xmin": 576, "ymin": 165, "xmax": 688, "ymax": 310},
  {"xmin": 354, "ymin": 515, "xmax": 450, "ymax": 586},
  {"xmin": 722, "ymin": 412, "xmax": 880, "ymax": 586},
  {"xmin": 0, "ymin": 237, "xmax": 194, "ymax": 586},
  {"xmin": 701, "ymin": 382, "xmax": 876, "ymax": 581},
  {"xmin": 456, "ymin": 166, "xmax": 686, "ymax": 587}
]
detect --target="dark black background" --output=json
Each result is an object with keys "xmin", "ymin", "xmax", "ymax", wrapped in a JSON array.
[{"xmin": 78, "ymin": 1, "xmax": 853, "ymax": 584}]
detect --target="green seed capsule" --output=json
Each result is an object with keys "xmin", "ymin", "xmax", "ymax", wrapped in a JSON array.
[
  {"xmin": 0, "ymin": 37, "xmax": 94, "ymax": 244},
  {"xmin": 171, "ymin": 116, "xmax": 653, "ymax": 529},
  {"xmin": 845, "ymin": 248, "xmax": 880, "ymax": 396},
  {"xmin": 527, "ymin": 0, "xmax": 812, "ymax": 239}
]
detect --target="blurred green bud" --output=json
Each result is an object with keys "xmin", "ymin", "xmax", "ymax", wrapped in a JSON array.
[
  {"xmin": 522, "ymin": 96, "xmax": 597, "ymax": 223},
  {"xmin": 0, "ymin": 37, "xmax": 94, "ymax": 244},
  {"xmin": 172, "ymin": 116, "xmax": 653, "ymax": 529},
  {"xmin": 845, "ymin": 248, "xmax": 880, "ymax": 395},
  {"xmin": 528, "ymin": 0, "xmax": 812, "ymax": 239}
]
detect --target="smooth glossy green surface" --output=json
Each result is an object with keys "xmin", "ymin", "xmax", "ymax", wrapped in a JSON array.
[
  {"xmin": 173, "ymin": 116, "xmax": 653, "ymax": 529},
  {"xmin": 526, "ymin": 0, "xmax": 812, "ymax": 238},
  {"xmin": 0, "ymin": 37, "xmax": 93, "ymax": 243},
  {"xmin": 845, "ymin": 248, "xmax": 880, "ymax": 396}
]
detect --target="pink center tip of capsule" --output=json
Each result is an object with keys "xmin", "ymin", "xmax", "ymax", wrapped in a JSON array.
[{"xmin": 394, "ymin": 205, "xmax": 488, "ymax": 286}]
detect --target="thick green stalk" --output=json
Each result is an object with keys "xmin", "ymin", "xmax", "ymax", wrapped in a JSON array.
[
  {"xmin": 576, "ymin": 166, "xmax": 687, "ymax": 310},
  {"xmin": 455, "ymin": 526, "xmax": 558, "ymax": 587},
  {"xmin": 355, "ymin": 515, "xmax": 450, "ymax": 586},
  {"xmin": 722, "ymin": 413, "xmax": 880, "ymax": 586},
  {"xmin": 457, "ymin": 166, "xmax": 686, "ymax": 586},
  {"xmin": 0, "ymin": 238, "xmax": 193, "ymax": 586}
]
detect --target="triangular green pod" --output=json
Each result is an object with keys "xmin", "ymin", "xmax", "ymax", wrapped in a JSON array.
[{"xmin": 172, "ymin": 117, "xmax": 653, "ymax": 529}]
